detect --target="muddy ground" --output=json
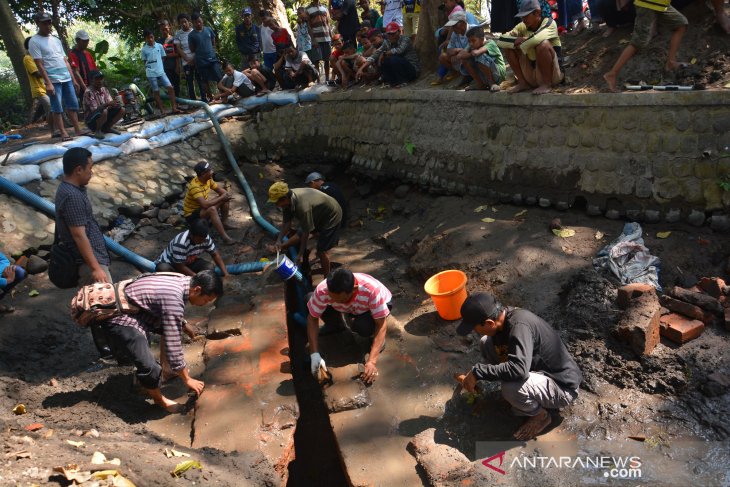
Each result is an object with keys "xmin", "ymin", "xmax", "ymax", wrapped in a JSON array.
[{"xmin": 1, "ymin": 153, "xmax": 729, "ymax": 485}]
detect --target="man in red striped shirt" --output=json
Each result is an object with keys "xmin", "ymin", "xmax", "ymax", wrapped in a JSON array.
[
  {"xmin": 102, "ymin": 270, "xmax": 222, "ymax": 412},
  {"xmin": 307, "ymin": 268, "xmax": 392, "ymax": 384}
]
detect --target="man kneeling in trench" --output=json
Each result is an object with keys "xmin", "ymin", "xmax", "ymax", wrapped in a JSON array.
[
  {"xmin": 102, "ymin": 270, "xmax": 223, "ymax": 412},
  {"xmin": 455, "ymin": 293, "xmax": 582, "ymax": 440}
]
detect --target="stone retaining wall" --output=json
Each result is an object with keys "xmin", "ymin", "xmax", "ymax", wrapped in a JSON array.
[
  {"xmin": 227, "ymin": 90, "xmax": 730, "ymax": 227},
  {"xmin": 0, "ymin": 130, "xmax": 224, "ymax": 256}
]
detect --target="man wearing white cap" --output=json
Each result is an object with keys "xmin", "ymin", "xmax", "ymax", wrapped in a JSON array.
[
  {"xmin": 69, "ymin": 30, "xmax": 97, "ymax": 96},
  {"xmin": 439, "ymin": 11, "xmax": 475, "ymax": 86}
]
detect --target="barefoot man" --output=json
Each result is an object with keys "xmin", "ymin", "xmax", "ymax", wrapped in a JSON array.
[
  {"xmin": 102, "ymin": 270, "xmax": 222, "ymax": 412},
  {"xmin": 455, "ymin": 293, "xmax": 582, "ymax": 440},
  {"xmin": 496, "ymin": 0, "xmax": 563, "ymax": 95}
]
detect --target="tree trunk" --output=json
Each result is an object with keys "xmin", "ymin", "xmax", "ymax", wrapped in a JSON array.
[
  {"xmin": 415, "ymin": 0, "xmax": 446, "ymax": 72},
  {"xmin": 250, "ymin": 0, "xmax": 294, "ymax": 38},
  {"xmin": 0, "ymin": 0, "xmax": 32, "ymax": 109},
  {"xmin": 50, "ymin": 0, "xmax": 71, "ymax": 52}
]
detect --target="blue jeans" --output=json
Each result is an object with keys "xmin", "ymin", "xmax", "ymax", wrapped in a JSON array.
[
  {"xmin": 557, "ymin": 0, "xmax": 585, "ymax": 28},
  {"xmin": 49, "ymin": 80, "xmax": 79, "ymax": 114},
  {"xmin": 263, "ymin": 52, "xmax": 278, "ymax": 69}
]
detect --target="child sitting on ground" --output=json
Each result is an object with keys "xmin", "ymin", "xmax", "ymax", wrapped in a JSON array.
[
  {"xmin": 328, "ymin": 34, "xmax": 345, "ymax": 84},
  {"xmin": 457, "ymin": 26, "xmax": 506, "ymax": 92},
  {"xmin": 336, "ymin": 41, "xmax": 359, "ymax": 88},
  {"xmin": 0, "ymin": 252, "xmax": 26, "ymax": 313},
  {"xmin": 246, "ymin": 57, "xmax": 277, "ymax": 92},
  {"xmin": 141, "ymin": 29, "xmax": 181, "ymax": 114}
]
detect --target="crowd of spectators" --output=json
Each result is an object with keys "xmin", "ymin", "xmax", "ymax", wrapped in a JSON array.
[{"xmin": 20, "ymin": 0, "xmax": 730, "ymax": 140}]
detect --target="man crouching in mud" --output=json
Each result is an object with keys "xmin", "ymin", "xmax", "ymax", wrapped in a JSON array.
[
  {"xmin": 455, "ymin": 293, "xmax": 582, "ymax": 440},
  {"xmin": 102, "ymin": 270, "xmax": 222, "ymax": 412}
]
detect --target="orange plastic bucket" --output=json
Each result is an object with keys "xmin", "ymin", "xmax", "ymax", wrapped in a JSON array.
[{"xmin": 424, "ymin": 270, "xmax": 468, "ymax": 321}]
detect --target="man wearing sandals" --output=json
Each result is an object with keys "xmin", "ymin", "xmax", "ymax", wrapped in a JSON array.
[
  {"xmin": 82, "ymin": 71, "xmax": 125, "ymax": 139},
  {"xmin": 455, "ymin": 293, "xmax": 582, "ymax": 440},
  {"xmin": 28, "ymin": 11, "xmax": 83, "ymax": 141},
  {"xmin": 102, "ymin": 270, "xmax": 222, "ymax": 412}
]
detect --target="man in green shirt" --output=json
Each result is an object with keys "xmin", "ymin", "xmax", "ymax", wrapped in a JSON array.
[{"xmin": 269, "ymin": 182, "xmax": 342, "ymax": 276}]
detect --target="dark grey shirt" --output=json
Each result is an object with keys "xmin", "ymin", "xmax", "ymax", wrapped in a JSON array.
[
  {"xmin": 473, "ymin": 307, "xmax": 582, "ymax": 391},
  {"xmin": 54, "ymin": 180, "xmax": 110, "ymax": 266},
  {"xmin": 284, "ymin": 188, "xmax": 342, "ymax": 234},
  {"xmin": 366, "ymin": 35, "xmax": 420, "ymax": 75}
]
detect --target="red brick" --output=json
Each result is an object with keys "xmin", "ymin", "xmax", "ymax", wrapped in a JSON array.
[
  {"xmin": 659, "ymin": 295, "xmax": 715, "ymax": 324},
  {"xmin": 617, "ymin": 293, "xmax": 661, "ymax": 356},
  {"xmin": 659, "ymin": 314, "xmax": 705, "ymax": 344},
  {"xmin": 617, "ymin": 283, "xmax": 656, "ymax": 310},
  {"xmin": 697, "ymin": 277, "xmax": 727, "ymax": 299},
  {"xmin": 668, "ymin": 287, "xmax": 723, "ymax": 315}
]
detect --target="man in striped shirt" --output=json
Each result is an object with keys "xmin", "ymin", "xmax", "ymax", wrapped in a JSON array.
[
  {"xmin": 307, "ymin": 268, "xmax": 392, "ymax": 384},
  {"xmin": 306, "ymin": 0, "xmax": 333, "ymax": 80},
  {"xmin": 103, "ymin": 270, "xmax": 222, "ymax": 412},
  {"xmin": 154, "ymin": 219, "xmax": 230, "ymax": 277}
]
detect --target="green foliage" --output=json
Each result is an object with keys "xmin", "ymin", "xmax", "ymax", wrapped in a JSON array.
[
  {"xmin": 718, "ymin": 175, "xmax": 730, "ymax": 193},
  {"xmin": 0, "ymin": 75, "xmax": 26, "ymax": 130}
]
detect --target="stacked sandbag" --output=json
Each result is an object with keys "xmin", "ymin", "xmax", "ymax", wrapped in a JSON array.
[
  {"xmin": 40, "ymin": 158, "xmax": 64, "ymax": 180},
  {"xmin": 88, "ymin": 144, "xmax": 123, "ymax": 162},
  {"xmin": 5, "ymin": 144, "xmax": 66, "ymax": 165},
  {"xmin": 98, "ymin": 132, "xmax": 134, "ymax": 146},
  {"xmin": 162, "ymin": 114, "xmax": 195, "ymax": 131},
  {"xmin": 149, "ymin": 129, "xmax": 184, "ymax": 148},
  {"xmin": 180, "ymin": 121, "xmax": 214, "ymax": 138},
  {"xmin": 0, "ymin": 164, "xmax": 42, "ymax": 184},
  {"xmin": 118, "ymin": 137, "xmax": 151, "ymax": 155},
  {"xmin": 267, "ymin": 91, "xmax": 299, "ymax": 106},
  {"xmin": 134, "ymin": 120, "xmax": 165, "ymax": 139}
]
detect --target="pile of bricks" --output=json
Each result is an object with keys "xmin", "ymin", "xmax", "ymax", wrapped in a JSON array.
[{"xmin": 616, "ymin": 278, "xmax": 730, "ymax": 355}]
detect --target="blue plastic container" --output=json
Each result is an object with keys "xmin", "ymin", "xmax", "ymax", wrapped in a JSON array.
[{"xmin": 275, "ymin": 254, "xmax": 300, "ymax": 281}]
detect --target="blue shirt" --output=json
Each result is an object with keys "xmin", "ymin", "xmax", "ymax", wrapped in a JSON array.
[
  {"xmin": 0, "ymin": 253, "xmax": 10, "ymax": 288},
  {"xmin": 447, "ymin": 24, "xmax": 476, "ymax": 50},
  {"xmin": 188, "ymin": 26, "xmax": 217, "ymax": 67},
  {"xmin": 141, "ymin": 43, "xmax": 166, "ymax": 78}
]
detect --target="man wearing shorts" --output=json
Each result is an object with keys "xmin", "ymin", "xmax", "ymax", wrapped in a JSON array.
[
  {"xmin": 182, "ymin": 161, "xmax": 234, "ymax": 245},
  {"xmin": 307, "ymin": 0, "xmax": 333, "ymax": 80},
  {"xmin": 189, "ymin": 13, "xmax": 222, "ymax": 101},
  {"xmin": 28, "ymin": 11, "xmax": 83, "ymax": 141},
  {"xmin": 141, "ymin": 29, "xmax": 181, "ymax": 114},
  {"xmin": 268, "ymin": 182, "xmax": 342, "ymax": 277}
]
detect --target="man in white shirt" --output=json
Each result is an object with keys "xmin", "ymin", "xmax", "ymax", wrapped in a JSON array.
[
  {"xmin": 28, "ymin": 11, "xmax": 83, "ymax": 141},
  {"xmin": 259, "ymin": 10, "xmax": 278, "ymax": 69},
  {"xmin": 274, "ymin": 45, "xmax": 317, "ymax": 89},
  {"xmin": 212, "ymin": 62, "xmax": 258, "ymax": 103},
  {"xmin": 174, "ymin": 13, "xmax": 203, "ymax": 100}
]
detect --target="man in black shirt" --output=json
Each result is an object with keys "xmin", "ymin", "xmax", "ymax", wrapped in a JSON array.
[
  {"xmin": 456, "ymin": 293, "xmax": 582, "ymax": 440},
  {"xmin": 235, "ymin": 7, "xmax": 261, "ymax": 68},
  {"xmin": 305, "ymin": 172, "xmax": 348, "ymax": 228}
]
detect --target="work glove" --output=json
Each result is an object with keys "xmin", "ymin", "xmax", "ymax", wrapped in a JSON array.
[{"xmin": 310, "ymin": 352, "xmax": 326, "ymax": 378}]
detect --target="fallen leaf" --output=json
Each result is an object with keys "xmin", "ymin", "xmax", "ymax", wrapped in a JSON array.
[
  {"xmin": 725, "ymin": 82, "xmax": 730, "ymax": 89},
  {"xmin": 258, "ymin": 172, "xmax": 263, "ymax": 179},
  {"xmin": 690, "ymin": 57, "xmax": 697, "ymax": 64},
  {"xmin": 92, "ymin": 469, "xmax": 119, "ymax": 480},
  {"xmin": 404, "ymin": 142, "xmax": 416, "ymax": 155},
  {"xmin": 552, "ymin": 228, "xmax": 576, "ymax": 238},
  {"xmin": 491, "ymin": 206, "xmax": 498, "ymax": 213},
  {"xmin": 656, "ymin": 231, "xmax": 671, "ymax": 239},
  {"xmin": 12, "ymin": 404, "xmax": 26, "ymax": 415},
  {"xmin": 53, "ymin": 465, "xmax": 92, "ymax": 483},
  {"xmin": 481, "ymin": 218, "xmax": 495, "ymax": 223},
  {"xmin": 24, "ymin": 423, "xmax": 44, "ymax": 432},
  {"xmin": 473, "ymin": 205, "xmax": 488, "ymax": 213},
  {"xmin": 171, "ymin": 460, "xmax": 202, "ymax": 477},
  {"xmin": 513, "ymin": 209, "xmax": 527, "ymax": 218},
  {"xmin": 28, "ymin": 290, "xmax": 39, "ymax": 297},
  {"xmin": 594, "ymin": 231, "xmax": 604, "ymax": 240},
  {"xmin": 112, "ymin": 473, "xmax": 137, "ymax": 487},
  {"xmin": 91, "ymin": 451, "xmax": 108, "ymax": 464},
  {"xmin": 66, "ymin": 440, "xmax": 85, "ymax": 448}
]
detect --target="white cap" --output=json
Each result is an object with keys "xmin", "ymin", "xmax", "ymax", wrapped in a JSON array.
[
  {"xmin": 75, "ymin": 30, "xmax": 90, "ymax": 41},
  {"xmin": 305, "ymin": 172, "xmax": 324, "ymax": 184}
]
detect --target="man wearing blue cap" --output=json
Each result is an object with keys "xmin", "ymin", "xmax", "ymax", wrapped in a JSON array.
[
  {"xmin": 455, "ymin": 292, "xmax": 582, "ymax": 440},
  {"xmin": 235, "ymin": 7, "xmax": 262, "ymax": 68}
]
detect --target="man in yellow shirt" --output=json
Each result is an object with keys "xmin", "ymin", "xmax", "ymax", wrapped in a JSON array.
[
  {"xmin": 182, "ymin": 161, "xmax": 234, "ymax": 245},
  {"xmin": 496, "ymin": 0, "xmax": 562, "ymax": 95},
  {"xmin": 23, "ymin": 37, "xmax": 53, "ymax": 133}
]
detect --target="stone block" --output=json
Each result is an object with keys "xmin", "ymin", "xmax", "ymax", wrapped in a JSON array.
[
  {"xmin": 659, "ymin": 295, "xmax": 714, "ymax": 324},
  {"xmin": 697, "ymin": 277, "xmax": 726, "ymax": 299},
  {"xmin": 617, "ymin": 283, "xmax": 655, "ymax": 310},
  {"xmin": 617, "ymin": 292, "xmax": 661, "ymax": 356},
  {"xmin": 687, "ymin": 209, "xmax": 706, "ymax": 226},
  {"xmin": 323, "ymin": 365, "xmax": 371, "ymax": 413},
  {"xmin": 635, "ymin": 178, "xmax": 653, "ymax": 198},
  {"xmin": 665, "ymin": 208, "xmax": 681, "ymax": 223},
  {"xmin": 659, "ymin": 314, "xmax": 705, "ymax": 344},
  {"xmin": 709, "ymin": 215, "xmax": 730, "ymax": 232},
  {"xmin": 408, "ymin": 428, "xmax": 476, "ymax": 485},
  {"xmin": 713, "ymin": 115, "xmax": 730, "ymax": 134},
  {"xmin": 694, "ymin": 161, "xmax": 717, "ymax": 180},
  {"xmin": 644, "ymin": 210, "xmax": 661, "ymax": 223}
]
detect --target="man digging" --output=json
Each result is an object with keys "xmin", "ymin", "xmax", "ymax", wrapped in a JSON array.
[{"xmin": 455, "ymin": 293, "xmax": 582, "ymax": 440}]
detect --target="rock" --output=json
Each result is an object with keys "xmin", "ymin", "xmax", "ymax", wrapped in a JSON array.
[
  {"xmin": 392, "ymin": 202, "xmax": 405, "ymax": 214},
  {"xmin": 538, "ymin": 198, "xmax": 551, "ymax": 208},
  {"xmin": 407, "ymin": 428, "xmax": 477, "ymax": 485},
  {"xmin": 138, "ymin": 218, "xmax": 152, "ymax": 227},
  {"xmin": 659, "ymin": 295, "xmax": 714, "ymax": 324},
  {"xmin": 119, "ymin": 205, "xmax": 144, "ymax": 217},
  {"xmin": 394, "ymin": 185, "xmax": 410, "ymax": 199},
  {"xmin": 605, "ymin": 209, "xmax": 621, "ymax": 220},
  {"xmin": 617, "ymin": 292, "xmax": 661, "ymax": 356},
  {"xmin": 166, "ymin": 215, "xmax": 183, "ymax": 226},
  {"xmin": 687, "ymin": 210, "xmax": 705, "ymax": 227},
  {"xmin": 644, "ymin": 210, "xmax": 661, "ymax": 223},
  {"xmin": 512, "ymin": 193, "xmax": 522, "ymax": 205},
  {"xmin": 160, "ymin": 201, "xmax": 171, "ymax": 210},
  {"xmin": 357, "ymin": 183, "xmax": 372, "ymax": 197},
  {"xmin": 667, "ymin": 286, "xmax": 723, "ymax": 315},
  {"xmin": 157, "ymin": 209, "xmax": 172, "ymax": 222},
  {"xmin": 665, "ymin": 208, "xmax": 681, "ymax": 223},
  {"xmin": 701, "ymin": 371, "xmax": 730, "ymax": 397},
  {"xmin": 697, "ymin": 277, "xmax": 726, "ymax": 299},
  {"xmin": 137, "ymin": 226, "xmax": 160, "ymax": 237},
  {"xmin": 26, "ymin": 255, "xmax": 48, "ymax": 275},
  {"xmin": 586, "ymin": 204, "xmax": 602, "ymax": 216},
  {"xmin": 709, "ymin": 215, "xmax": 730, "ymax": 232},
  {"xmin": 524, "ymin": 196, "xmax": 537, "ymax": 205},
  {"xmin": 555, "ymin": 201, "xmax": 570, "ymax": 211},
  {"xmin": 141, "ymin": 207, "xmax": 159, "ymax": 219},
  {"xmin": 37, "ymin": 250, "xmax": 50, "ymax": 259}
]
